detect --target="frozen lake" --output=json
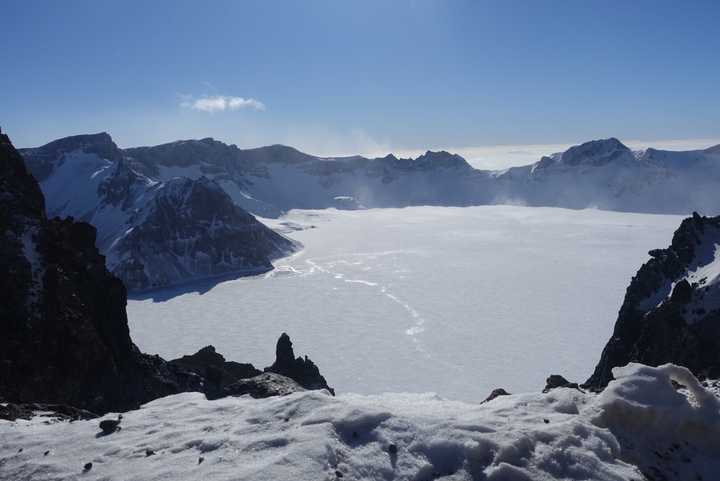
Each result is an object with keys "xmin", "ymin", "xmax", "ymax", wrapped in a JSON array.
[{"xmin": 127, "ymin": 206, "xmax": 682, "ymax": 401}]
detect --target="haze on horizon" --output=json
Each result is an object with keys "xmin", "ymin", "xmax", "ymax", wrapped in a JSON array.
[{"xmin": 2, "ymin": 0, "xmax": 719, "ymax": 169}]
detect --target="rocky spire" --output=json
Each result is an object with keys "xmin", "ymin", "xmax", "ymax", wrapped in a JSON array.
[{"xmin": 265, "ymin": 333, "xmax": 335, "ymax": 395}]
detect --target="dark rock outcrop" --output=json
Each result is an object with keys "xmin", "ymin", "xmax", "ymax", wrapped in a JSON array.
[
  {"xmin": 543, "ymin": 375, "xmax": 580, "ymax": 393},
  {"xmin": 265, "ymin": 333, "xmax": 335, "ymax": 395},
  {"xmin": 169, "ymin": 346, "xmax": 260, "ymax": 399},
  {"xmin": 586, "ymin": 213, "xmax": 720, "ymax": 389},
  {"xmin": 481, "ymin": 388, "xmax": 510, "ymax": 404},
  {"xmin": 0, "ymin": 130, "xmax": 201, "ymax": 414},
  {"xmin": 0, "ymin": 403, "xmax": 98, "ymax": 422},
  {"xmin": 220, "ymin": 372, "xmax": 306, "ymax": 399}
]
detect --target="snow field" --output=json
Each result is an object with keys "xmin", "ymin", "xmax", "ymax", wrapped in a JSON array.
[{"xmin": 3, "ymin": 363, "xmax": 719, "ymax": 480}]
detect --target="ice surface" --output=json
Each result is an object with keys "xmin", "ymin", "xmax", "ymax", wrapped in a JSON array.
[
  {"xmin": 2, "ymin": 363, "xmax": 718, "ymax": 480},
  {"xmin": 127, "ymin": 206, "xmax": 682, "ymax": 401}
]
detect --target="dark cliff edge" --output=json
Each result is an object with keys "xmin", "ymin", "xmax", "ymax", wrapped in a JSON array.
[
  {"xmin": 0, "ymin": 130, "xmax": 332, "ymax": 418},
  {"xmin": 586, "ymin": 212, "xmax": 720, "ymax": 388}
]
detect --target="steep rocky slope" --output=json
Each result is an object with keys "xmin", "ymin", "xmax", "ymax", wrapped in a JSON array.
[
  {"xmin": 587, "ymin": 212, "xmax": 720, "ymax": 388},
  {"xmin": 21, "ymin": 133, "xmax": 297, "ymax": 291},
  {"xmin": 1, "ymin": 130, "xmax": 330, "ymax": 415},
  {"xmin": 0, "ymin": 130, "xmax": 190, "ymax": 413}
]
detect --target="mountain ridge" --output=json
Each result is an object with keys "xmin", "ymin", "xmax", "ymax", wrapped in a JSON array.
[{"xmin": 21, "ymin": 136, "xmax": 298, "ymax": 292}]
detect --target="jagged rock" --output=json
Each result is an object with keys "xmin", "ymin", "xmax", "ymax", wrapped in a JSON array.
[
  {"xmin": 481, "ymin": 388, "xmax": 511, "ymax": 403},
  {"xmin": 0, "ymin": 131, "xmax": 197, "ymax": 414},
  {"xmin": 586, "ymin": 213, "xmax": 720, "ymax": 389},
  {"xmin": 220, "ymin": 372, "xmax": 306, "ymax": 399},
  {"xmin": 265, "ymin": 333, "xmax": 335, "ymax": 395},
  {"xmin": 543, "ymin": 375, "xmax": 579, "ymax": 393},
  {"xmin": 169, "ymin": 346, "xmax": 260, "ymax": 399}
]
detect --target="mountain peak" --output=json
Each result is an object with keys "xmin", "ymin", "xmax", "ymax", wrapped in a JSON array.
[
  {"xmin": 37, "ymin": 132, "xmax": 119, "ymax": 155},
  {"xmin": 414, "ymin": 150, "xmax": 471, "ymax": 170},
  {"xmin": 559, "ymin": 138, "xmax": 633, "ymax": 167}
]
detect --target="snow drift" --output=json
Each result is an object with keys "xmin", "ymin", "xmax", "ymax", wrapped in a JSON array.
[{"xmin": 2, "ymin": 363, "xmax": 719, "ymax": 480}]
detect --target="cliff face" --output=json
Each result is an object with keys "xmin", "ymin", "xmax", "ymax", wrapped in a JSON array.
[
  {"xmin": 0, "ymin": 131, "xmax": 194, "ymax": 413},
  {"xmin": 2, "ymin": 128, "xmax": 333, "ymax": 414},
  {"xmin": 586, "ymin": 213, "xmax": 720, "ymax": 388}
]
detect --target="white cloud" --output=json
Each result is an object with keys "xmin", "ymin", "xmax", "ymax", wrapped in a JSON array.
[{"xmin": 180, "ymin": 95, "xmax": 265, "ymax": 113}]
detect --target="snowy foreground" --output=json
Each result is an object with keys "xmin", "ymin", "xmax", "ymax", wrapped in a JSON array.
[{"xmin": 2, "ymin": 364, "xmax": 720, "ymax": 481}]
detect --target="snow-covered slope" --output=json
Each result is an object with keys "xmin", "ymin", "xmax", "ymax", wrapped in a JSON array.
[
  {"xmin": 24, "ymin": 133, "xmax": 720, "ymax": 222},
  {"xmin": 2, "ymin": 363, "xmax": 719, "ymax": 481},
  {"xmin": 21, "ymin": 134, "xmax": 298, "ymax": 291},
  {"xmin": 126, "ymin": 136, "xmax": 720, "ymax": 217},
  {"xmin": 126, "ymin": 139, "xmax": 484, "ymax": 217}
]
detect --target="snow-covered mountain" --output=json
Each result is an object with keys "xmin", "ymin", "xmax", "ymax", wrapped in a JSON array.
[
  {"xmin": 20, "ymin": 132, "xmax": 720, "ymax": 289},
  {"xmin": 125, "ymin": 135, "xmax": 720, "ymax": 216},
  {"xmin": 125, "ymin": 138, "xmax": 483, "ymax": 216},
  {"xmin": 493, "ymin": 138, "xmax": 720, "ymax": 213},
  {"xmin": 21, "ymin": 134, "xmax": 298, "ymax": 291}
]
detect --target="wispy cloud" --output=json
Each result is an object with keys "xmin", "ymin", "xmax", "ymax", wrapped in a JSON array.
[{"xmin": 180, "ymin": 95, "xmax": 265, "ymax": 113}]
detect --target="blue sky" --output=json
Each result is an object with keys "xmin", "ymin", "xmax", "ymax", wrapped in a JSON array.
[{"xmin": 2, "ymin": 0, "xmax": 719, "ymax": 167}]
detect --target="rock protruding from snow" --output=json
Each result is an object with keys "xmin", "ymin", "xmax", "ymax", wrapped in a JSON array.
[
  {"xmin": 543, "ymin": 374, "xmax": 581, "ymax": 393},
  {"xmin": 221, "ymin": 372, "xmax": 306, "ymax": 399},
  {"xmin": 169, "ymin": 346, "xmax": 261, "ymax": 400},
  {"xmin": 265, "ymin": 333, "xmax": 335, "ymax": 395},
  {"xmin": 587, "ymin": 213, "xmax": 720, "ymax": 388},
  {"xmin": 481, "ymin": 388, "xmax": 510, "ymax": 404}
]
